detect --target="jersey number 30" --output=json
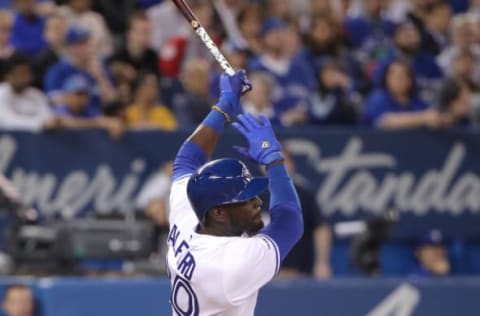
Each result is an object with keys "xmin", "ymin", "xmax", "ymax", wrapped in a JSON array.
[{"xmin": 170, "ymin": 275, "xmax": 200, "ymax": 316}]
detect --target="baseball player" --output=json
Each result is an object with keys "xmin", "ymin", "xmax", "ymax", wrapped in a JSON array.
[{"xmin": 167, "ymin": 69, "xmax": 303, "ymax": 315}]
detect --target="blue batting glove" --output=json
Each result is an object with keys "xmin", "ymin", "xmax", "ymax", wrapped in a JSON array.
[
  {"xmin": 217, "ymin": 69, "xmax": 252, "ymax": 119},
  {"xmin": 232, "ymin": 113, "xmax": 284, "ymax": 165}
]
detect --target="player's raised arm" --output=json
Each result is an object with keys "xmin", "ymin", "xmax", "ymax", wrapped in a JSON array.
[
  {"xmin": 172, "ymin": 70, "xmax": 252, "ymax": 181},
  {"xmin": 232, "ymin": 114, "xmax": 304, "ymax": 261}
]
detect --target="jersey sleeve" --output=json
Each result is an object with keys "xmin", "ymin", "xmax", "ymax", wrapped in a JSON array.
[
  {"xmin": 168, "ymin": 175, "xmax": 198, "ymax": 228},
  {"xmin": 222, "ymin": 235, "xmax": 280, "ymax": 305}
]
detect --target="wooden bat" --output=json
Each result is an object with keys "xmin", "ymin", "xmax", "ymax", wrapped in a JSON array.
[{"xmin": 170, "ymin": 0, "xmax": 236, "ymax": 76}]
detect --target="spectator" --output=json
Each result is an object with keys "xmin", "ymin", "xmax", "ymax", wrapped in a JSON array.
[
  {"xmin": 437, "ymin": 78, "xmax": 474, "ymax": 127},
  {"xmin": 54, "ymin": 75, "xmax": 100, "ymax": 118},
  {"xmin": 173, "ymin": 58, "xmax": 212, "ymax": 128},
  {"xmin": 242, "ymin": 72, "xmax": 278, "ymax": 124},
  {"xmin": 10, "ymin": 0, "xmax": 46, "ymax": 56},
  {"xmin": 437, "ymin": 14, "xmax": 480, "ymax": 85},
  {"xmin": 0, "ymin": 53, "xmax": 54, "ymax": 131},
  {"xmin": 250, "ymin": 18, "xmax": 315, "ymax": 126},
  {"xmin": 44, "ymin": 25, "xmax": 117, "ymax": 110},
  {"xmin": 125, "ymin": 72, "xmax": 177, "ymax": 131},
  {"xmin": 265, "ymin": 144, "xmax": 333, "ymax": 280},
  {"xmin": 374, "ymin": 20, "xmax": 444, "ymax": 103},
  {"xmin": 304, "ymin": 14, "xmax": 367, "ymax": 95},
  {"xmin": 422, "ymin": 0, "xmax": 452, "ymax": 56},
  {"xmin": 32, "ymin": 13, "xmax": 67, "ymax": 88},
  {"xmin": 211, "ymin": 0, "xmax": 248, "ymax": 47},
  {"xmin": 0, "ymin": 10, "xmax": 14, "ymax": 79},
  {"xmin": 53, "ymin": 75, "xmax": 124, "ymax": 138},
  {"xmin": 92, "ymin": 0, "xmax": 136, "ymax": 36},
  {"xmin": 57, "ymin": 0, "xmax": 113, "ymax": 57},
  {"xmin": 146, "ymin": 0, "xmax": 189, "ymax": 51},
  {"xmin": 108, "ymin": 10, "xmax": 159, "ymax": 84},
  {"xmin": 308, "ymin": 63, "xmax": 358, "ymax": 125},
  {"xmin": 411, "ymin": 229, "xmax": 450, "ymax": 277},
  {"xmin": 159, "ymin": 0, "xmax": 219, "ymax": 78},
  {"xmin": 450, "ymin": 48, "xmax": 480, "ymax": 90},
  {"xmin": 344, "ymin": 0, "xmax": 396, "ymax": 57},
  {"xmin": 364, "ymin": 59, "xmax": 450, "ymax": 129},
  {"xmin": 236, "ymin": 4, "xmax": 264, "ymax": 55},
  {"xmin": 1, "ymin": 284, "xmax": 35, "ymax": 316}
]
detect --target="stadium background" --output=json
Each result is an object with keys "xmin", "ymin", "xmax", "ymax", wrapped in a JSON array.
[{"xmin": 0, "ymin": 0, "xmax": 479, "ymax": 315}]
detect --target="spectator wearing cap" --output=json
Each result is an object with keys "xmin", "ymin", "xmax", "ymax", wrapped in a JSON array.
[
  {"xmin": 0, "ymin": 53, "xmax": 54, "ymax": 131},
  {"xmin": 52, "ymin": 75, "xmax": 124, "ymax": 138},
  {"xmin": 10, "ymin": 0, "xmax": 46, "ymax": 57},
  {"xmin": 57, "ymin": 0, "xmax": 113, "ymax": 58},
  {"xmin": 44, "ymin": 25, "xmax": 117, "ymax": 110},
  {"xmin": 411, "ymin": 229, "xmax": 450, "ymax": 277},
  {"xmin": 125, "ymin": 71, "xmax": 177, "ymax": 131},
  {"xmin": 32, "ymin": 14, "xmax": 67, "ymax": 88},
  {"xmin": 249, "ymin": 17, "xmax": 315, "ymax": 126},
  {"xmin": 54, "ymin": 75, "xmax": 100, "ymax": 118}
]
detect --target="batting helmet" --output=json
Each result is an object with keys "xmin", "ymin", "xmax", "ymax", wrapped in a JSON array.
[{"xmin": 187, "ymin": 158, "xmax": 269, "ymax": 222}]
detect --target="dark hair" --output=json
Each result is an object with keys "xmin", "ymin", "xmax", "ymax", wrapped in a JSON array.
[
  {"xmin": 127, "ymin": 10, "xmax": 148, "ymax": 31},
  {"xmin": 381, "ymin": 59, "xmax": 416, "ymax": 97},
  {"xmin": 437, "ymin": 79, "xmax": 467, "ymax": 111},
  {"xmin": 3, "ymin": 53, "xmax": 31, "ymax": 75},
  {"xmin": 425, "ymin": 0, "xmax": 450, "ymax": 15},
  {"xmin": 131, "ymin": 71, "xmax": 158, "ymax": 94}
]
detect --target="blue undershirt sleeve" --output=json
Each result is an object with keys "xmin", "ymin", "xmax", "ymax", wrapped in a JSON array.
[{"xmin": 260, "ymin": 164, "xmax": 304, "ymax": 261}]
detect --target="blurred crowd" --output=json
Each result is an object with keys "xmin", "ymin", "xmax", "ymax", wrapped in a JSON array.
[{"xmin": 0, "ymin": 0, "xmax": 479, "ymax": 134}]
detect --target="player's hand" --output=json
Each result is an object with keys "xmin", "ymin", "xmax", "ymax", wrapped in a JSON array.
[
  {"xmin": 217, "ymin": 69, "xmax": 252, "ymax": 119},
  {"xmin": 232, "ymin": 113, "xmax": 283, "ymax": 165}
]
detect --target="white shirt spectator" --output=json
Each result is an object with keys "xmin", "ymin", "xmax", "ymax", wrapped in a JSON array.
[
  {"xmin": 0, "ymin": 83, "xmax": 53, "ymax": 131},
  {"xmin": 147, "ymin": 2, "xmax": 189, "ymax": 51},
  {"xmin": 57, "ymin": 5, "xmax": 113, "ymax": 57}
]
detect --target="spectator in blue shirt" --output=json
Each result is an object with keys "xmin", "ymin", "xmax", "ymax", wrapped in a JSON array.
[
  {"xmin": 53, "ymin": 74, "xmax": 124, "ymax": 138},
  {"xmin": 44, "ymin": 25, "xmax": 117, "ymax": 110},
  {"xmin": 364, "ymin": 59, "xmax": 450, "ymax": 129},
  {"xmin": 249, "ymin": 18, "xmax": 315, "ymax": 126},
  {"xmin": 54, "ymin": 75, "xmax": 100, "ymax": 118},
  {"xmin": 373, "ymin": 21, "xmax": 444, "ymax": 103},
  {"xmin": 411, "ymin": 229, "xmax": 450, "ymax": 277},
  {"xmin": 10, "ymin": 0, "xmax": 46, "ymax": 56},
  {"xmin": 344, "ymin": 0, "xmax": 396, "ymax": 62}
]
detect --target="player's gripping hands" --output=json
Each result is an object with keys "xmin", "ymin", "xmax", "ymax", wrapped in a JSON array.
[
  {"xmin": 215, "ymin": 70, "xmax": 252, "ymax": 121},
  {"xmin": 232, "ymin": 113, "xmax": 284, "ymax": 165}
]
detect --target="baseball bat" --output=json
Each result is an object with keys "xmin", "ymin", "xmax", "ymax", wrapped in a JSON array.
[{"xmin": 170, "ymin": 0, "xmax": 236, "ymax": 76}]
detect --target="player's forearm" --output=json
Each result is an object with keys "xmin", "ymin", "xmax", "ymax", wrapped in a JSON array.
[
  {"xmin": 261, "ymin": 164, "xmax": 303, "ymax": 261},
  {"xmin": 172, "ymin": 107, "xmax": 227, "ymax": 180}
]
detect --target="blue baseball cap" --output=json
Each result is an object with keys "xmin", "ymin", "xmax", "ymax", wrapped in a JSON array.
[
  {"xmin": 262, "ymin": 18, "xmax": 287, "ymax": 36},
  {"xmin": 64, "ymin": 25, "xmax": 90, "ymax": 45},
  {"xmin": 62, "ymin": 75, "xmax": 90, "ymax": 94},
  {"xmin": 416, "ymin": 229, "xmax": 444, "ymax": 247}
]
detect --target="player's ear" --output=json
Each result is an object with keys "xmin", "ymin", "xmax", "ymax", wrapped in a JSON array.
[{"xmin": 209, "ymin": 207, "xmax": 228, "ymax": 223}]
